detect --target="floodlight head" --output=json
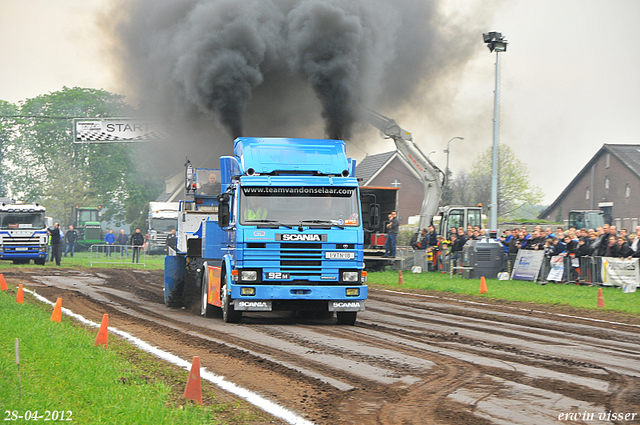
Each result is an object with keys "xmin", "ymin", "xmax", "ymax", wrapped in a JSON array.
[
  {"xmin": 483, "ymin": 32, "xmax": 503, "ymax": 43},
  {"xmin": 489, "ymin": 40, "xmax": 508, "ymax": 53},
  {"xmin": 483, "ymin": 31, "xmax": 508, "ymax": 53}
]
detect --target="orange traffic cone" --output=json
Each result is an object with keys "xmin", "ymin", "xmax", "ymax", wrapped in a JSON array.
[
  {"xmin": 480, "ymin": 276, "xmax": 488, "ymax": 294},
  {"xmin": 597, "ymin": 288, "xmax": 605, "ymax": 308},
  {"xmin": 184, "ymin": 356, "xmax": 203, "ymax": 405},
  {"xmin": 0, "ymin": 274, "xmax": 7, "ymax": 291},
  {"xmin": 398, "ymin": 270, "xmax": 404, "ymax": 285},
  {"xmin": 16, "ymin": 284, "xmax": 24, "ymax": 304},
  {"xmin": 51, "ymin": 298, "xmax": 62, "ymax": 322},
  {"xmin": 95, "ymin": 314, "xmax": 109, "ymax": 348}
]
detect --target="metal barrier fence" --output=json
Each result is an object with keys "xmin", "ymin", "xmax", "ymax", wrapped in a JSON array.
[
  {"xmin": 89, "ymin": 244, "xmax": 146, "ymax": 267},
  {"xmin": 406, "ymin": 247, "xmax": 607, "ymax": 285},
  {"xmin": 408, "ymin": 248, "xmax": 453, "ymax": 274},
  {"xmin": 537, "ymin": 255, "xmax": 602, "ymax": 285}
]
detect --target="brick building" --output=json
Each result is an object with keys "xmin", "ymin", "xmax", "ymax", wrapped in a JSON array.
[
  {"xmin": 355, "ymin": 151, "xmax": 424, "ymax": 225},
  {"xmin": 538, "ymin": 144, "xmax": 640, "ymax": 231}
]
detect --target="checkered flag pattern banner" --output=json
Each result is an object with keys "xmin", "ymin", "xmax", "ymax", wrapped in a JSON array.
[
  {"xmin": 76, "ymin": 129, "xmax": 170, "ymax": 142},
  {"xmin": 73, "ymin": 118, "xmax": 170, "ymax": 143}
]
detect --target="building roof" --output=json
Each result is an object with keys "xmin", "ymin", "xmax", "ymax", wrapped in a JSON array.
[
  {"xmin": 355, "ymin": 151, "xmax": 396, "ymax": 185},
  {"xmin": 155, "ymin": 192, "xmax": 173, "ymax": 202},
  {"xmin": 607, "ymin": 144, "xmax": 640, "ymax": 177},
  {"xmin": 155, "ymin": 171, "xmax": 185, "ymax": 203},
  {"xmin": 538, "ymin": 144, "xmax": 640, "ymax": 219}
]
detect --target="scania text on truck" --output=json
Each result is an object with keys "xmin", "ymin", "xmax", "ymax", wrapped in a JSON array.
[
  {"xmin": 164, "ymin": 137, "xmax": 369, "ymax": 325},
  {"xmin": 0, "ymin": 199, "xmax": 48, "ymax": 265}
]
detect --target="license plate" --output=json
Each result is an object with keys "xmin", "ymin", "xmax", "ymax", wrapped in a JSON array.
[
  {"xmin": 265, "ymin": 272, "xmax": 290, "ymax": 279},
  {"xmin": 325, "ymin": 252, "xmax": 355, "ymax": 260},
  {"xmin": 15, "ymin": 247, "xmax": 28, "ymax": 251}
]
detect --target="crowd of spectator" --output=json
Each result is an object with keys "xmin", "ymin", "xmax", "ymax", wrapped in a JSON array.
[
  {"xmin": 409, "ymin": 223, "xmax": 640, "ymax": 279},
  {"xmin": 497, "ymin": 224, "xmax": 640, "ymax": 260},
  {"xmin": 411, "ymin": 224, "xmax": 489, "ymax": 272},
  {"xmin": 490, "ymin": 224, "xmax": 640, "ymax": 284}
]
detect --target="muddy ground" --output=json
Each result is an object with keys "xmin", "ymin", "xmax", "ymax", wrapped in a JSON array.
[{"xmin": 4, "ymin": 267, "xmax": 640, "ymax": 425}]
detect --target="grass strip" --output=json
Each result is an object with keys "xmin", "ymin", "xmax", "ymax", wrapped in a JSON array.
[
  {"xmin": 0, "ymin": 291, "xmax": 267, "ymax": 424},
  {"xmin": 368, "ymin": 271, "xmax": 640, "ymax": 315},
  {"xmin": 0, "ymin": 251, "xmax": 165, "ymax": 271}
]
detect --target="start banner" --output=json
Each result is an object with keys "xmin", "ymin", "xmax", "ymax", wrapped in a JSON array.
[
  {"xmin": 601, "ymin": 257, "xmax": 639, "ymax": 293},
  {"xmin": 73, "ymin": 118, "xmax": 169, "ymax": 143}
]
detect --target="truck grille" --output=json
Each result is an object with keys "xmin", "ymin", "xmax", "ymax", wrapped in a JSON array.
[
  {"xmin": 241, "ymin": 242, "xmax": 357, "ymax": 280},
  {"xmin": 85, "ymin": 228, "xmax": 102, "ymax": 241},
  {"xmin": 280, "ymin": 243, "xmax": 323, "ymax": 276},
  {"xmin": 2, "ymin": 235, "xmax": 44, "ymax": 254},
  {"xmin": 3, "ymin": 235, "xmax": 41, "ymax": 246}
]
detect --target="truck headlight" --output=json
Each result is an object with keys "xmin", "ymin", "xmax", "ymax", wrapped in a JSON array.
[
  {"xmin": 241, "ymin": 270, "xmax": 258, "ymax": 281},
  {"xmin": 342, "ymin": 271, "xmax": 359, "ymax": 282}
]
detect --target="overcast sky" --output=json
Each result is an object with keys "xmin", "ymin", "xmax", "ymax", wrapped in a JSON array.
[{"xmin": 1, "ymin": 0, "xmax": 639, "ymax": 205}]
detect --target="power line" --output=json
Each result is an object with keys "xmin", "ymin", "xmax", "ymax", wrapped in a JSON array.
[{"xmin": 0, "ymin": 115, "xmax": 90, "ymax": 120}]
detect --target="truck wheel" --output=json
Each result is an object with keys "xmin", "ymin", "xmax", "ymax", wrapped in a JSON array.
[
  {"xmin": 336, "ymin": 312, "xmax": 357, "ymax": 325},
  {"xmin": 221, "ymin": 281, "xmax": 242, "ymax": 323},
  {"xmin": 34, "ymin": 259, "xmax": 46, "ymax": 266},
  {"xmin": 200, "ymin": 271, "xmax": 215, "ymax": 318}
]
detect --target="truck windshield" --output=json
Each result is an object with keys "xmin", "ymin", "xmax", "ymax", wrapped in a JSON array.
[
  {"xmin": 239, "ymin": 187, "xmax": 360, "ymax": 226},
  {"xmin": 78, "ymin": 210, "xmax": 100, "ymax": 223},
  {"xmin": 151, "ymin": 218, "xmax": 177, "ymax": 232},
  {"xmin": 0, "ymin": 212, "xmax": 46, "ymax": 230},
  {"xmin": 569, "ymin": 211, "xmax": 604, "ymax": 230}
]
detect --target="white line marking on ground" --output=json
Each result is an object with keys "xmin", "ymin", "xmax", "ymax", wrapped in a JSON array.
[{"xmin": 24, "ymin": 288, "xmax": 315, "ymax": 425}]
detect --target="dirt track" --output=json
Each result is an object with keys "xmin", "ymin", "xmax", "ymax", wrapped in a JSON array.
[{"xmin": 5, "ymin": 267, "xmax": 640, "ymax": 425}]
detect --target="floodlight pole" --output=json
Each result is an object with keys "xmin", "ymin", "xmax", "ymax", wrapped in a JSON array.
[
  {"xmin": 483, "ymin": 31, "xmax": 507, "ymax": 232},
  {"xmin": 490, "ymin": 50, "xmax": 500, "ymax": 232}
]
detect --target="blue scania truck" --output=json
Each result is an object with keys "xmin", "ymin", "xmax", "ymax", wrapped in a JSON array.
[
  {"xmin": 0, "ymin": 199, "xmax": 49, "ymax": 265},
  {"xmin": 164, "ymin": 137, "xmax": 369, "ymax": 324}
]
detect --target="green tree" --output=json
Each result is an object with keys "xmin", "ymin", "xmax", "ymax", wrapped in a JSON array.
[
  {"xmin": 0, "ymin": 100, "xmax": 18, "ymax": 196},
  {"xmin": 3, "ymin": 87, "xmax": 164, "ymax": 226},
  {"xmin": 449, "ymin": 144, "xmax": 543, "ymax": 220}
]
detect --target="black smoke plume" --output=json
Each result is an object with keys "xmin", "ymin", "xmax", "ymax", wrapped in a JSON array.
[{"xmin": 104, "ymin": 0, "xmax": 490, "ymax": 143}]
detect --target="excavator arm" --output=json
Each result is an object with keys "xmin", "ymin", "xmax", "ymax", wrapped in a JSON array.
[{"xmin": 366, "ymin": 111, "xmax": 445, "ymax": 230}]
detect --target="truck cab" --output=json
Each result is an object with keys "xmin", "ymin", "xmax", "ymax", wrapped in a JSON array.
[
  {"xmin": 0, "ymin": 201, "xmax": 48, "ymax": 265},
  {"xmin": 568, "ymin": 210, "xmax": 605, "ymax": 230},
  {"xmin": 166, "ymin": 138, "xmax": 367, "ymax": 325},
  {"xmin": 72, "ymin": 206, "xmax": 103, "ymax": 248},
  {"xmin": 437, "ymin": 205, "xmax": 483, "ymax": 237},
  {"xmin": 147, "ymin": 202, "xmax": 180, "ymax": 254}
]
